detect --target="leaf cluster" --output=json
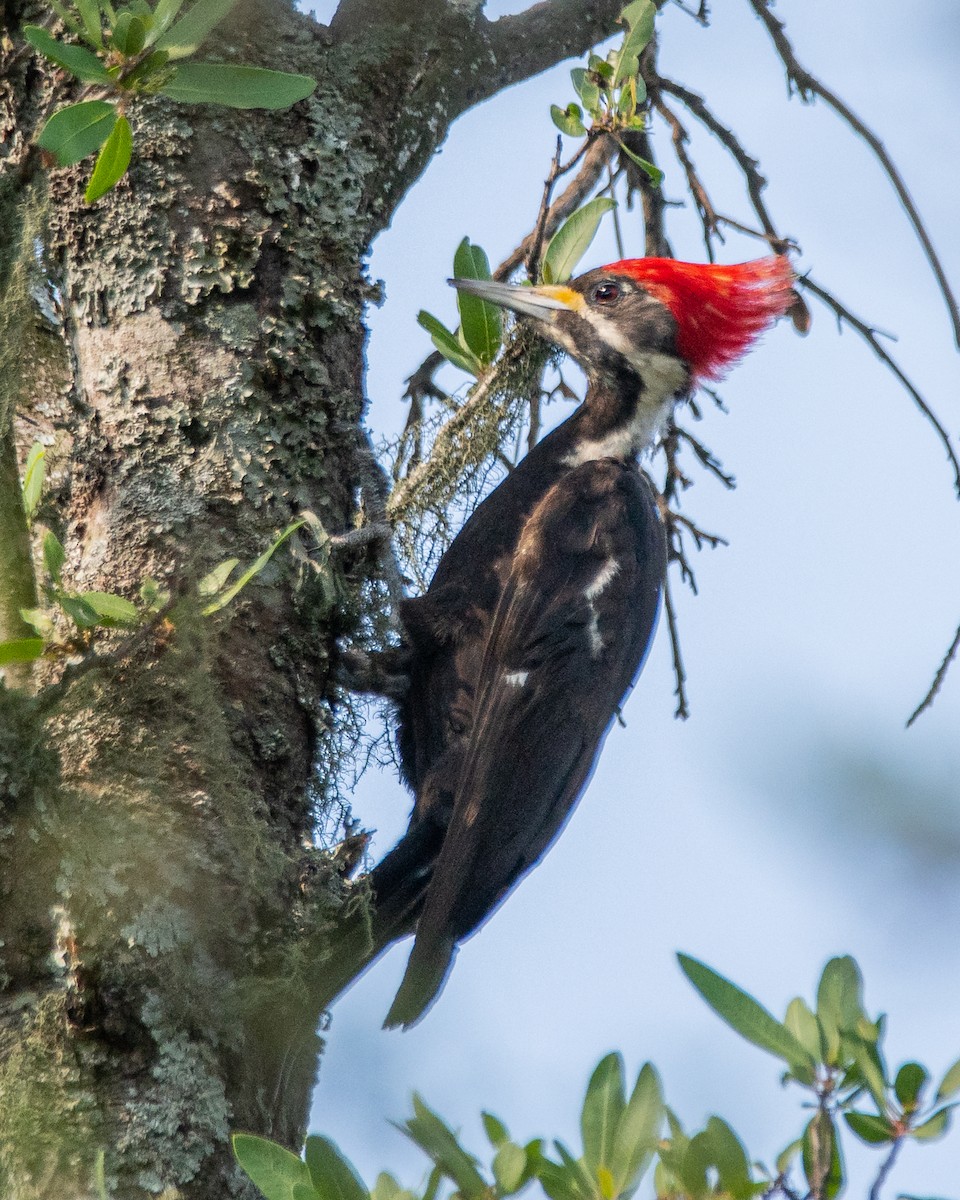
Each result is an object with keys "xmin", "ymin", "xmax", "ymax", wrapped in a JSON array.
[
  {"xmin": 23, "ymin": 0, "xmax": 316, "ymax": 202},
  {"xmin": 416, "ymin": 197, "xmax": 613, "ymax": 381},
  {"xmin": 0, "ymin": 445, "xmax": 309, "ymax": 670},
  {"xmin": 549, "ymin": 0, "xmax": 661, "ymax": 184},
  {"xmin": 233, "ymin": 955, "xmax": 959, "ymax": 1200},
  {"xmin": 679, "ymin": 953, "xmax": 960, "ymax": 1197}
]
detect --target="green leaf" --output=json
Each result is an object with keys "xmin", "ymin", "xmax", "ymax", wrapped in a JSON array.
[
  {"xmin": 817, "ymin": 956, "xmax": 865, "ymax": 1064},
  {"xmin": 79, "ymin": 591, "xmax": 139, "ymax": 627},
  {"xmin": 110, "ymin": 11, "xmax": 147, "ymax": 55},
  {"xmin": 452, "ymin": 238, "xmax": 502, "ymax": 366},
  {"xmin": 570, "ymin": 67, "xmax": 600, "ymax": 115},
  {"xmin": 400, "ymin": 1095, "xmax": 488, "ymax": 1199},
  {"xmin": 678, "ymin": 954, "xmax": 816, "ymax": 1073},
  {"xmin": 844, "ymin": 1111, "xmax": 895, "ymax": 1146},
  {"xmin": 609, "ymin": 1062, "xmax": 661, "ymax": 1196},
  {"xmin": 198, "ymin": 557, "xmax": 240, "ymax": 597},
  {"xmin": 542, "ymin": 197, "xmax": 615, "ymax": 286},
  {"xmin": 232, "ymin": 1133, "xmax": 312, "ymax": 1200},
  {"xmin": 482, "ymin": 1113, "xmax": 509, "ymax": 1148},
  {"xmin": 59, "ymin": 593, "xmax": 100, "ymax": 628},
  {"xmin": 371, "ymin": 1174, "xmax": 405, "ymax": 1200},
  {"xmin": 22, "ymin": 25, "xmax": 112, "ymax": 82},
  {"xmin": 37, "ymin": 101, "xmax": 117, "ymax": 166},
  {"xmin": 75, "ymin": 0, "xmax": 105, "ymax": 46},
  {"xmin": 149, "ymin": 0, "xmax": 186, "ymax": 39},
  {"xmin": 20, "ymin": 607, "xmax": 54, "ymax": 637},
  {"xmin": 845, "ymin": 1032, "xmax": 889, "ymax": 1111},
  {"xmin": 614, "ymin": 0, "xmax": 655, "ymax": 86},
  {"xmin": 416, "ymin": 310, "xmax": 482, "ymax": 377},
  {"xmin": 492, "ymin": 1143, "xmax": 527, "ymax": 1195},
  {"xmin": 936, "ymin": 1056, "xmax": 960, "ymax": 1102},
  {"xmin": 895, "ymin": 1063, "xmax": 929, "ymax": 1110},
  {"xmin": 202, "ymin": 520, "xmax": 303, "ymax": 615},
  {"xmin": 155, "ymin": 0, "xmax": 242, "ymax": 57},
  {"xmin": 304, "ymin": 1136, "xmax": 367, "ymax": 1200},
  {"xmin": 43, "ymin": 530, "xmax": 66, "ymax": 583},
  {"xmin": 21, "ymin": 443, "xmax": 46, "ymax": 520},
  {"xmin": 775, "ymin": 1139, "xmax": 802, "ymax": 1176},
  {"xmin": 159, "ymin": 62, "xmax": 316, "ymax": 109},
  {"xmin": 550, "ymin": 103, "xmax": 586, "ymax": 138},
  {"xmin": 84, "ymin": 114, "xmax": 132, "ymax": 203},
  {"xmin": 702, "ymin": 1117, "xmax": 753, "ymax": 1200},
  {"xmin": 911, "ymin": 1107, "xmax": 954, "ymax": 1141},
  {"xmin": 0, "ymin": 638, "xmax": 45, "ymax": 665},
  {"xmin": 802, "ymin": 1113, "xmax": 844, "ymax": 1200},
  {"xmin": 581, "ymin": 1053, "xmax": 626, "ymax": 1178},
  {"xmin": 784, "ymin": 997, "xmax": 825, "ymax": 1064},
  {"xmin": 613, "ymin": 138, "xmax": 662, "ymax": 185}
]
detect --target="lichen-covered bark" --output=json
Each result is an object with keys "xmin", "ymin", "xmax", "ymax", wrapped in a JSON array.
[{"xmin": 0, "ymin": 0, "xmax": 625, "ymax": 1195}]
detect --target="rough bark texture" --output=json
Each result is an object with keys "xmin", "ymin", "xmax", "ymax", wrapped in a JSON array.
[{"xmin": 0, "ymin": 0, "xmax": 625, "ymax": 1196}]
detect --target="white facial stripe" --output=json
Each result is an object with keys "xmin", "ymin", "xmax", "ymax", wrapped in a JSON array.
[{"xmin": 582, "ymin": 309, "xmax": 689, "ymax": 404}]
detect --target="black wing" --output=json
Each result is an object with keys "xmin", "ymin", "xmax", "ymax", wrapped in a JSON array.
[{"xmin": 385, "ymin": 459, "xmax": 666, "ymax": 1027}]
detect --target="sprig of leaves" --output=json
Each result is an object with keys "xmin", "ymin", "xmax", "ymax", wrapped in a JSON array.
[
  {"xmin": 23, "ymin": 0, "xmax": 316, "ymax": 203},
  {"xmin": 0, "ymin": 443, "xmax": 307, "ymax": 671},
  {"xmin": 550, "ymin": 0, "xmax": 662, "ymax": 185},
  {"xmin": 680, "ymin": 952, "xmax": 960, "ymax": 1197},
  {"xmin": 232, "ymin": 955, "xmax": 959, "ymax": 1200},
  {"xmin": 418, "ymin": 201, "xmax": 614, "ymax": 378}
]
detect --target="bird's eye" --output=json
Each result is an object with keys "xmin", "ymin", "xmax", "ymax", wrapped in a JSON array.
[{"xmin": 592, "ymin": 282, "xmax": 621, "ymax": 304}]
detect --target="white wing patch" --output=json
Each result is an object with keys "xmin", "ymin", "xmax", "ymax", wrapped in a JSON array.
[
  {"xmin": 504, "ymin": 670, "xmax": 529, "ymax": 687},
  {"xmin": 584, "ymin": 557, "xmax": 619, "ymax": 657}
]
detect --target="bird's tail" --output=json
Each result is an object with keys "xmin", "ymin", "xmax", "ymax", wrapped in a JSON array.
[
  {"xmin": 311, "ymin": 821, "xmax": 441, "ymax": 1014},
  {"xmin": 382, "ymin": 929, "xmax": 457, "ymax": 1031}
]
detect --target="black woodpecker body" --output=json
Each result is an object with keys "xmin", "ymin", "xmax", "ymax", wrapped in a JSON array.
[{"xmin": 328, "ymin": 256, "xmax": 795, "ymax": 1028}]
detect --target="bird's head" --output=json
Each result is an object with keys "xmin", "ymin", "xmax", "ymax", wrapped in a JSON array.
[{"xmin": 452, "ymin": 255, "xmax": 796, "ymax": 397}]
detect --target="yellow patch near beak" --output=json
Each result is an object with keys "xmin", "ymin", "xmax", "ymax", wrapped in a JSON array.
[{"xmin": 532, "ymin": 285, "xmax": 585, "ymax": 312}]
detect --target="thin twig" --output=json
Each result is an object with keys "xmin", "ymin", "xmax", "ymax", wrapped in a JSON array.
[
  {"xmin": 662, "ymin": 570, "xmax": 689, "ymax": 719},
  {"xmin": 675, "ymin": 425, "xmax": 736, "ymax": 488},
  {"xmin": 526, "ymin": 137, "xmax": 565, "ymax": 283},
  {"xmin": 497, "ymin": 133, "xmax": 615, "ymax": 278},
  {"xmin": 654, "ymin": 75, "xmax": 789, "ymax": 249},
  {"xmin": 747, "ymin": 0, "xmax": 960, "ymax": 348},
  {"xmin": 653, "ymin": 93, "xmax": 722, "ymax": 260},
  {"xmin": 868, "ymin": 1135, "xmax": 903, "ymax": 1200},
  {"xmin": 607, "ymin": 164, "xmax": 626, "ymax": 259},
  {"xmin": 801, "ymin": 275, "xmax": 960, "ymax": 496},
  {"xmin": 906, "ymin": 621, "xmax": 960, "ymax": 727}
]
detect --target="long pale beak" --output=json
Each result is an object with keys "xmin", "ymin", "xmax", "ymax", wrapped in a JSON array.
[{"xmin": 449, "ymin": 278, "xmax": 583, "ymax": 322}]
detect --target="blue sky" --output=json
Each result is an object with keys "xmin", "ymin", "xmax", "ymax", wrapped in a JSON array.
[{"xmin": 307, "ymin": 2, "xmax": 960, "ymax": 1194}]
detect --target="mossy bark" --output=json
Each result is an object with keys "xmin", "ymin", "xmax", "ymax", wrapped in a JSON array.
[{"xmin": 0, "ymin": 0, "xmax": 625, "ymax": 1195}]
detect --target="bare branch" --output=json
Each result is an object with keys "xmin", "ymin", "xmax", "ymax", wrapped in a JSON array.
[
  {"xmin": 662, "ymin": 570, "xmax": 689, "ymax": 719},
  {"xmin": 654, "ymin": 75, "xmax": 788, "ymax": 248},
  {"xmin": 526, "ymin": 137, "xmax": 567, "ymax": 283},
  {"xmin": 868, "ymin": 1136, "xmax": 904, "ymax": 1200},
  {"xmin": 747, "ymin": 0, "xmax": 960, "ymax": 349},
  {"xmin": 653, "ymin": 92, "xmax": 722, "ymax": 260},
  {"xmin": 498, "ymin": 134, "xmax": 616, "ymax": 278},
  {"xmin": 907, "ymin": 622, "xmax": 960, "ymax": 728},
  {"xmin": 479, "ymin": 0, "xmax": 626, "ymax": 105},
  {"xmin": 801, "ymin": 275, "xmax": 960, "ymax": 496}
]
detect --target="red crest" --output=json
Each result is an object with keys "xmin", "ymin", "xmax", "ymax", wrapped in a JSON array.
[{"xmin": 603, "ymin": 256, "xmax": 795, "ymax": 381}]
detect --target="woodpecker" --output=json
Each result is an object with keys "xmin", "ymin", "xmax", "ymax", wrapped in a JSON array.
[{"xmin": 326, "ymin": 256, "xmax": 795, "ymax": 1028}]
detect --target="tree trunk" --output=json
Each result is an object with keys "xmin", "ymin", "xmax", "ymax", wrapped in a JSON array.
[{"xmin": 0, "ymin": 1, "xmax": 624, "ymax": 1194}]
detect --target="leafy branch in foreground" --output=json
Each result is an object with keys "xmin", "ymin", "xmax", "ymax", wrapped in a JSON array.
[
  {"xmin": 233, "ymin": 955, "xmax": 959, "ymax": 1200},
  {"xmin": 22, "ymin": 0, "xmax": 316, "ymax": 202}
]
